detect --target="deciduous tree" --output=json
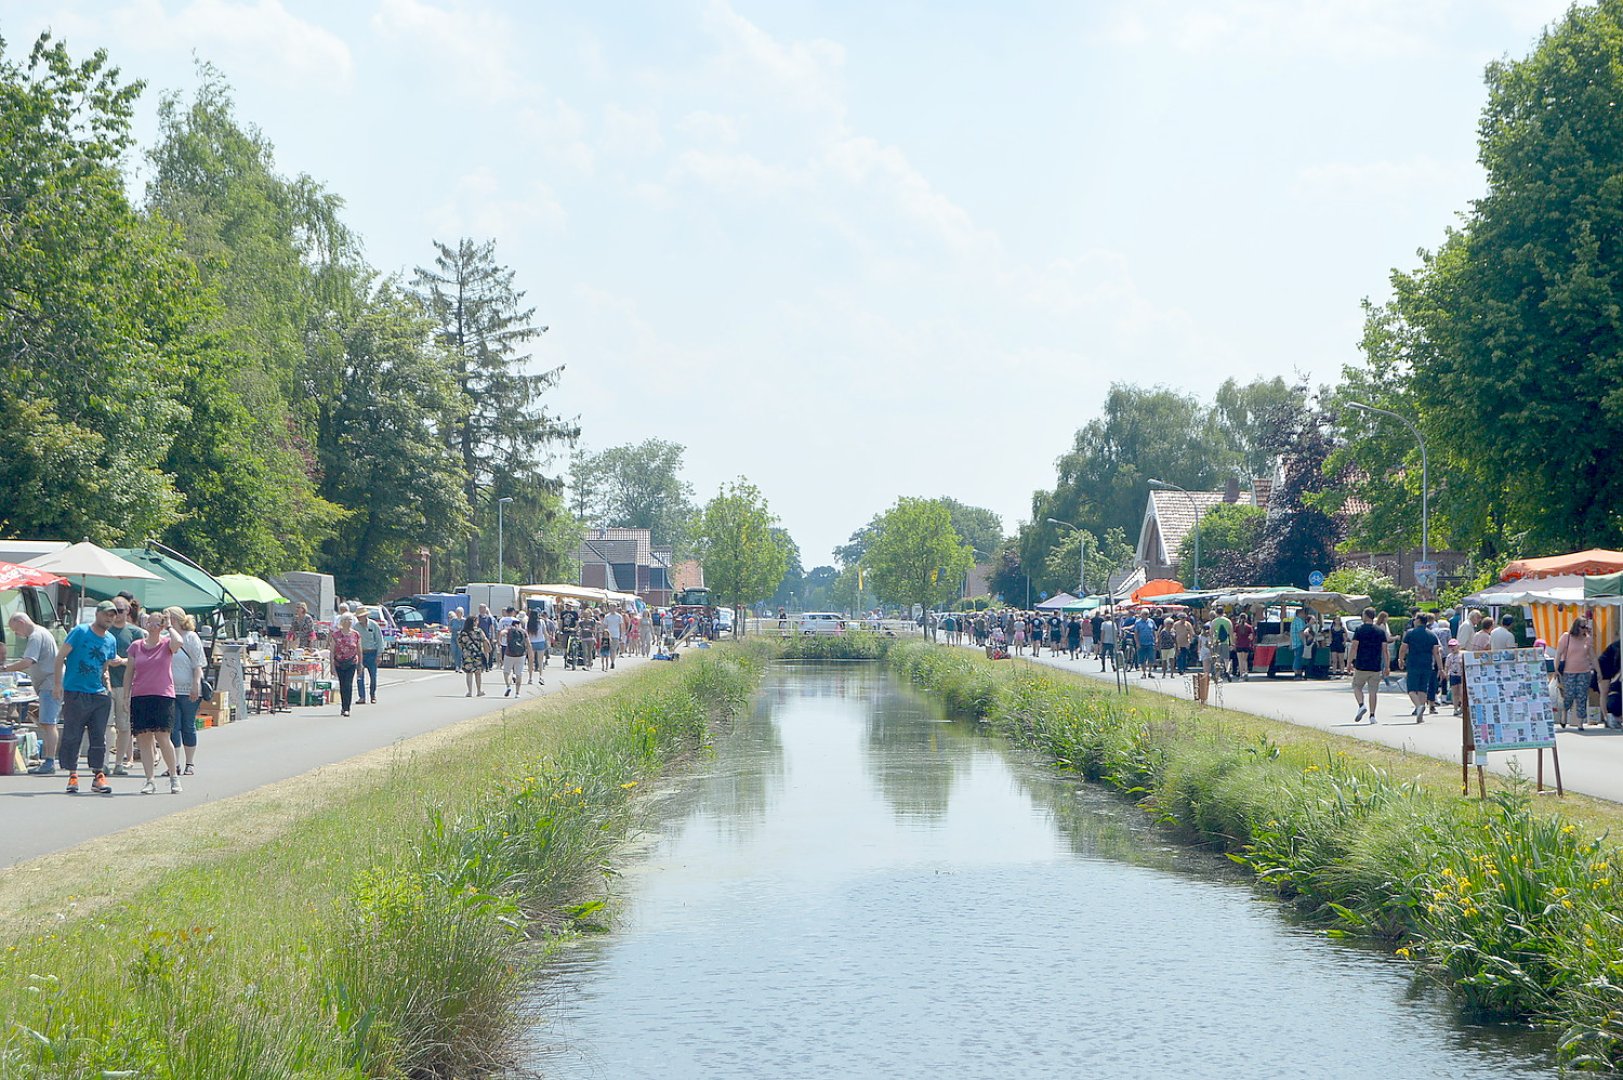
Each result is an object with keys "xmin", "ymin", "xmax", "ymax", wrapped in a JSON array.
[
  {"xmin": 863, "ymin": 498, "xmax": 974, "ymax": 613},
  {"xmin": 694, "ymin": 479, "xmax": 789, "ymax": 632}
]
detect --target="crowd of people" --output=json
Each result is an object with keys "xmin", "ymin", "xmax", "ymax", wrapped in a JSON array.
[
  {"xmin": 443, "ymin": 602, "xmax": 655, "ymax": 698},
  {"xmin": 931, "ymin": 603, "xmax": 1621, "ymax": 732}
]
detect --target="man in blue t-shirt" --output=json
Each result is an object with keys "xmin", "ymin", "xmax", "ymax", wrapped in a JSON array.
[
  {"xmin": 1134, "ymin": 617, "xmax": 1157, "ymax": 678},
  {"xmin": 54, "ymin": 600, "xmax": 123, "ymax": 795}
]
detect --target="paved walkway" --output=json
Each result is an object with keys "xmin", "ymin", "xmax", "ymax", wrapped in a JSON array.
[
  {"xmin": 941, "ymin": 641, "xmax": 1623, "ymax": 803},
  {"xmin": 0, "ymin": 657, "xmax": 645, "ymax": 869}
]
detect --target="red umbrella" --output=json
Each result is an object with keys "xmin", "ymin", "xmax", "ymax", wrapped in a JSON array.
[{"xmin": 0, "ymin": 561, "xmax": 65, "ymax": 591}]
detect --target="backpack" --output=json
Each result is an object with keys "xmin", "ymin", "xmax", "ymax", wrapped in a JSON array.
[
  {"xmin": 1217, "ymin": 621, "xmax": 1230, "ymax": 643},
  {"xmin": 504, "ymin": 625, "xmax": 528, "ymax": 657}
]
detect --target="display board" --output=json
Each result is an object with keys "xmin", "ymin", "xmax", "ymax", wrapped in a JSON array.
[{"xmin": 1462, "ymin": 647, "xmax": 1557, "ymax": 754}]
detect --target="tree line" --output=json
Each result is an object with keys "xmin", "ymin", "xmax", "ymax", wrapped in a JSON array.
[{"xmin": 0, "ymin": 37, "xmax": 579, "ymax": 599}]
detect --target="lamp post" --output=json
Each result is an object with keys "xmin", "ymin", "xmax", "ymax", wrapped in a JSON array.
[
  {"xmin": 1347, "ymin": 401, "xmax": 1429, "ymax": 567},
  {"xmin": 496, "ymin": 496, "xmax": 514, "ymax": 585},
  {"xmin": 1147, "ymin": 479, "xmax": 1199, "ymax": 589},
  {"xmin": 1046, "ymin": 518, "xmax": 1086, "ymax": 598}
]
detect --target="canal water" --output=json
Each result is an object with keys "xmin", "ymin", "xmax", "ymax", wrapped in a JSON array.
[{"xmin": 523, "ymin": 667, "xmax": 1554, "ymax": 1079}]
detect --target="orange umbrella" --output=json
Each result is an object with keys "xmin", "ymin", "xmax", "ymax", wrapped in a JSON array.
[{"xmin": 1131, "ymin": 578, "xmax": 1185, "ymax": 603}]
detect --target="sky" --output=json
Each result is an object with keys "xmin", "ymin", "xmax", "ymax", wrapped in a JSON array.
[{"xmin": 3, "ymin": 0, "xmax": 1576, "ymax": 566}]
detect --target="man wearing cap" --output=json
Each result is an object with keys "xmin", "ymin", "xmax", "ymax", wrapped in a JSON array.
[{"xmin": 54, "ymin": 600, "xmax": 123, "ymax": 794}]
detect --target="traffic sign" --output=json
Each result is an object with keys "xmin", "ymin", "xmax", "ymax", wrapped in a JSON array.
[
  {"xmin": 1039, "ymin": 591, "xmax": 1049, "ymax": 600},
  {"xmin": 1308, "ymin": 570, "xmax": 1325, "ymax": 591}
]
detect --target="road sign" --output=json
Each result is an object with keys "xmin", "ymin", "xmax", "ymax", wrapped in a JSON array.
[
  {"xmin": 1308, "ymin": 570, "xmax": 1325, "ymax": 591},
  {"xmin": 1039, "ymin": 591, "xmax": 1049, "ymax": 600}
]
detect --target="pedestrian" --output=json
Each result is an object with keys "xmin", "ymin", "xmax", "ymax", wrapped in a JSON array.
[
  {"xmin": 1428, "ymin": 613, "xmax": 1452, "ymax": 711},
  {"xmin": 1156, "ymin": 617, "xmax": 1176, "ymax": 677},
  {"xmin": 1098, "ymin": 611, "xmax": 1117, "ymax": 670},
  {"xmin": 458, "ymin": 615, "xmax": 488, "ymax": 696},
  {"xmin": 1066, "ymin": 615, "xmax": 1082, "ymax": 660},
  {"xmin": 1555, "ymin": 617, "xmax": 1597, "ymax": 729},
  {"xmin": 128, "ymin": 611, "xmax": 182, "ymax": 794},
  {"xmin": 448, "ymin": 607, "xmax": 465, "ymax": 671},
  {"xmin": 603, "ymin": 605, "xmax": 625, "ymax": 669},
  {"xmin": 1012, "ymin": 615, "xmax": 1027, "ymax": 656},
  {"xmin": 1350, "ymin": 606, "xmax": 1389, "ymax": 724},
  {"xmin": 1173, "ymin": 614, "xmax": 1194, "ymax": 675},
  {"xmin": 105, "ymin": 597, "xmax": 140, "ymax": 775},
  {"xmin": 1329, "ymin": 617, "xmax": 1348, "ymax": 677},
  {"xmin": 1290, "ymin": 608, "xmax": 1310, "ymax": 678},
  {"xmin": 1134, "ymin": 615, "xmax": 1156, "ymax": 677},
  {"xmin": 1399, "ymin": 613, "xmax": 1441, "ymax": 722},
  {"xmin": 165, "ymin": 607, "xmax": 205, "ymax": 775},
  {"xmin": 527, "ymin": 608, "xmax": 548, "ymax": 685},
  {"xmin": 477, "ymin": 604, "xmax": 497, "ymax": 670},
  {"xmin": 1468, "ymin": 615, "xmax": 1493, "ymax": 652},
  {"xmin": 53, "ymin": 599, "xmax": 122, "ymax": 794},
  {"xmin": 1490, "ymin": 612, "xmax": 1519, "ymax": 650},
  {"xmin": 355, "ymin": 606, "xmax": 384, "ymax": 705},
  {"xmin": 330, "ymin": 612, "xmax": 361, "ymax": 717},
  {"xmin": 4, "ymin": 613, "xmax": 60, "ymax": 773},
  {"xmin": 1445, "ymin": 638, "xmax": 1464, "ymax": 716},
  {"xmin": 1233, "ymin": 613, "xmax": 1254, "ymax": 679},
  {"xmin": 500, "ymin": 615, "xmax": 530, "ymax": 696},
  {"xmin": 1210, "ymin": 609, "xmax": 1233, "ymax": 682},
  {"xmin": 290, "ymin": 601, "xmax": 317, "ymax": 651}
]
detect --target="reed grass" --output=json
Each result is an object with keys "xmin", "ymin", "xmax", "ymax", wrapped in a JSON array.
[{"xmin": 0, "ymin": 651, "xmax": 760, "ymax": 1079}]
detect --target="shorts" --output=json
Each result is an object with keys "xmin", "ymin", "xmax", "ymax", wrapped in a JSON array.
[
  {"xmin": 129, "ymin": 694, "xmax": 175, "ymax": 734},
  {"xmin": 1405, "ymin": 667, "xmax": 1432, "ymax": 694},
  {"xmin": 1159, "ymin": 648, "xmax": 1176, "ymax": 662},
  {"xmin": 1350, "ymin": 669, "xmax": 1382, "ymax": 695},
  {"xmin": 34, "ymin": 686, "xmax": 61, "ymax": 725},
  {"xmin": 502, "ymin": 655, "xmax": 526, "ymax": 680}
]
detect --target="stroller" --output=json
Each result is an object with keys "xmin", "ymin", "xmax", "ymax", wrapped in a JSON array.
[{"xmin": 563, "ymin": 631, "xmax": 590, "ymax": 671}]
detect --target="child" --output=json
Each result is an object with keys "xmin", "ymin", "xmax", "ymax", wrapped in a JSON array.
[
  {"xmin": 1445, "ymin": 638, "xmax": 1464, "ymax": 715},
  {"xmin": 598, "ymin": 628, "xmax": 613, "ymax": 671}
]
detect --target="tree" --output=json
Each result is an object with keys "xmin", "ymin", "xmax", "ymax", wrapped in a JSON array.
[
  {"xmin": 693, "ymin": 479, "xmax": 789, "ymax": 632},
  {"xmin": 800, "ymin": 564, "xmax": 838, "ymax": 611},
  {"xmin": 985, "ymin": 538, "xmax": 1029, "ymax": 606},
  {"xmin": 938, "ymin": 498, "xmax": 1004, "ymax": 561},
  {"xmin": 146, "ymin": 68, "xmax": 348, "ymax": 570},
  {"xmin": 571, "ymin": 439, "xmax": 696, "ymax": 550},
  {"xmin": 863, "ymin": 498, "xmax": 974, "ymax": 613},
  {"xmin": 1341, "ymin": 4, "xmax": 1623, "ymax": 557},
  {"xmin": 1175, "ymin": 504, "xmax": 1265, "ymax": 588},
  {"xmin": 0, "ymin": 34, "xmax": 193, "ymax": 544},
  {"xmin": 413, "ymin": 238, "xmax": 576, "ymax": 582},
  {"xmin": 1022, "ymin": 384, "xmax": 1235, "ymax": 581},
  {"xmin": 1322, "ymin": 566, "xmax": 1414, "ymax": 617},
  {"xmin": 1044, "ymin": 527, "xmax": 1136, "ymax": 596},
  {"xmin": 1210, "ymin": 377, "xmax": 1306, "ymax": 479},
  {"xmin": 1253, "ymin": 391, "xmax": 1344, "ymax": 587},
  {"xmin": 768, "ymin": 530, "xmax": 804, "ymax": 610}
]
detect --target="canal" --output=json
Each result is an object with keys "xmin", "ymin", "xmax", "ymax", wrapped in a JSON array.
[{"xmin": 524, "ymin": 667, "xmax": 1554, "ymax": 1078}]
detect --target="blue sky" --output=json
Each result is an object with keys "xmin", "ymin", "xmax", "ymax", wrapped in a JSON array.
[{"xmin": 4, "ymin": 0, "xmax": 1573, "ymax": 565}]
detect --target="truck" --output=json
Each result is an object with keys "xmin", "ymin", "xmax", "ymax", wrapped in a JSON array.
[
  {"xmin": 462, "ymin": 582, "xmax": 521, "ymax": 617},
  {"xmin": 267, "ymin": 571, "xmax": 336, "ymax": 630},
  {"xmin": 670, "ymin": 586, "xmax": 720, "ymax": 640}
]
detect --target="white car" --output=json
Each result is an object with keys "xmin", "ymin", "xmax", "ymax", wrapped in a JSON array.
[
  {"xmin": 799, "ymin": 612, "xmax": 846, "ymax": 635},
  {"xmin": 714, "ymin": 607, "xmax": 735, "ymax": 635}
]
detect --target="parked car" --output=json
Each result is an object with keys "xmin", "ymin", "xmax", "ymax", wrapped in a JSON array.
[
  {"xmin": 714, "ymin": 607, "xmax": 735, "ymax": 635},
  {"xmin": 799, "ymin": 612, "xmax": 846, "ymax": 635}
]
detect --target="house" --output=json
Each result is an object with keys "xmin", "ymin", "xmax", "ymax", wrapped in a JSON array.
[
  {"xmin": 573, "ymin": 527, "xmax": 683, "ymax": 605},
  {"xmin": 1135, "ymin": 477, "xmax": 1268, "ymax": 582}
]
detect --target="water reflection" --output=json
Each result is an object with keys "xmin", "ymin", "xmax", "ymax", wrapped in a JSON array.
[{"xmin": 524, "ymin": 668, "xmax": 1555, "ymax": 1079}]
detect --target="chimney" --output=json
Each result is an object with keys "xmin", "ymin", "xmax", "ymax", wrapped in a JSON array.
[{"xmin": 1224, "ymin": 477, "xmax": 1240, "ymax": 504}]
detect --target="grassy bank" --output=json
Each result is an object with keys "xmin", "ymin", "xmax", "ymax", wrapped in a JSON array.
[
  {"xmin": 883, "ymin": 640, "xmax": 1623, "ymax": 1071},
  {"xmin": 0, "ymin": 652, "xmax": 760, "ymax": 1079}
]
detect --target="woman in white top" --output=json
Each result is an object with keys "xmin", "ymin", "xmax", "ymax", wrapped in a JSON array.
[{"xmin": 165, "ymin": 607, "xmax": 206, "ymax": 775}]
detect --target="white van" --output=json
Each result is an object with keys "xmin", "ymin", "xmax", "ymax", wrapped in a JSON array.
[{"xmin": 463, "ymin": 582, "xmax": 521, "ymax": 616}]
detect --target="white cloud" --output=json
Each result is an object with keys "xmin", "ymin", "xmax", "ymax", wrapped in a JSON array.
[
  {"xmin": 600, "ymin": 104, "xmax": 663, "ymax": 159},
  {"xmin": 1105, "ymin": 0, "xmax": 1454, "ymax": 59},
  {"xmin": 425, "ymin": 167, "xmax": 566, "ymax": 238},
  {"xmin": 371, "ymin": 0, "xmax": 524, "ymax": 100},
  {"xmin": 518, "ymin": 98, "xmax": 596, "ymax": 176},
  {"xmin": 46, "ymin": 0, "xmax": 353, "ymax": 84},
  {"xmin": 677, "ymin": 109, "xmax": 740, "ymax": 145},
  {"xmin": 667, "ymin": 148, "xmax": 805, "ymax": 196},
  {"xmin": 1293, "ymin": 156, "xmax": 1480, "ymax": 198}
]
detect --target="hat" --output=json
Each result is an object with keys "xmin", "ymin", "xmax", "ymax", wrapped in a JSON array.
[
  {"xmin": 1448, "ymin": 638, "xmax": 1458, "ymax": 646},
  {"xmin": 96, "ymin": 600, "xmax": 117, "ymax": 614}
]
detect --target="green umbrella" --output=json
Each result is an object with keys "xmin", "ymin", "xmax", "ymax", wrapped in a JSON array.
[{"xmin": 217, "ymin": 574, "xmax": 290, "ymax": 604}]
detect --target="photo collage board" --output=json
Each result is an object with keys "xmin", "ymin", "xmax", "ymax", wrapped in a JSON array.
[{"xmin": 1462, "ymin": 647, "xmax": 1557, "ymax": 753}]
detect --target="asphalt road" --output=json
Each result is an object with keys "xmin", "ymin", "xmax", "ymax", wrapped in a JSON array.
[
  {"xmin": 0, "ymin": 657, "xmax": 644, "ymax": 869},
  {"xmin": 949, "ymin": 641, "xmax": 1623, "ymax": 803}
]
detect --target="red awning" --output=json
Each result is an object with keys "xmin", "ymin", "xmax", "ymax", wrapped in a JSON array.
[
  {"xmin": 1500, "ymin": 549, "xmax": 1623, "ymax": 582},
  {"xmin": 0, "ymin": 561, "xmax": 65, "ymax": 591}
]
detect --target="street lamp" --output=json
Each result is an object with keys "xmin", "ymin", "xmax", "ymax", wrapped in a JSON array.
[
  {"xmin": 1147, "ymin": 479, "xmax": 1199, "ymax": 589},
  {"xmin": 496, "ymin": 496, "xmax": 514, "ymax": 585},
  {"xmin": 1346, "ymin": 401, "xmax": 1429, "ymax": 567},
  {"xmin": 1046, "ymin": 518, "xmax": 1086, "ymax": 597}
]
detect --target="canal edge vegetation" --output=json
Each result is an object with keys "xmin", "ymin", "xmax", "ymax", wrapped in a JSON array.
[
  {"xmin": 0, "ymin": 652, "xmax": 760, "ymax": 1080},
  {"xmin": 831, "ymin": 638, "xmax": 1623, "ymax": 1071}
]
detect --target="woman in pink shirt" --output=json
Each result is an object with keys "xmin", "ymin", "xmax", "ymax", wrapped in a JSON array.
[
  {"xmin": 1557, "ymin": 617, "xmax": 1597, "ymax": 729},
  {"xmin": 127, "ymin": 612, "xmax": 182, "ymax": 794}
]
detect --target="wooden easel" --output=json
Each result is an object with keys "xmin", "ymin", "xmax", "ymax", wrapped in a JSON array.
[{"xmin": 1458, "ymin": 658, "xmax": 1564, "ymax": 798}]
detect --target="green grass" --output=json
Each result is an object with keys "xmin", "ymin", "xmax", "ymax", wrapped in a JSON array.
[
  {"xmin": 884, "ymin": 640, "xmax": 1623, "ymax": 1072},
  {"xmin": 0, "ymin": 651, "xmax": 760, "ymax": 1079}
]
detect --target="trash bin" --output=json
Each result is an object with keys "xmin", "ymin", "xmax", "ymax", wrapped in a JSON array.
[
  {"xmin": 1193, "ymin": 673, "xmax": 1210, "ymax": 704},
  {"xmin": 0, "ymin": 735, "xmax": 18, "ymax": 776}
]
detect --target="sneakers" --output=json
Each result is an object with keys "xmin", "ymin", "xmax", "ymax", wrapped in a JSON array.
[
  {"xmin": 140, "ymin": 780, "xmax": 156, "ymax": 795},
  {"xmin": 504, "ymin": 687, "xmax": 511, "ymax": 697},
  {"xmin": 28, "ymin": 759, "xmax": 57, "ymax": 775},
  {"xmin": 91, "ymin": 771, "xmax": 112, "ymax": 794},
  {"xmin": 1354, "ymin": 705, "xmax": 1367, "ymax": 723},
  {"xmin": 370, "ymin": 697, "xmax": 377, "ymax": 704},
  {"xmin": 65, "ymin": 773, "xmax": 80, "ymax": 794},
  {"xmin": 110, "ymin": 763, "xmax": 130, "ymax": 777},
  {"xmin": 169, "ymin": 777, "xmax": 182, "ymax": 794}
]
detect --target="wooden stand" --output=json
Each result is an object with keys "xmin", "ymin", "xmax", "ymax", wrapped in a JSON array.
[{"xmin": 1458, "ymin": 656, "xmax": 1564, "ymax": 798}]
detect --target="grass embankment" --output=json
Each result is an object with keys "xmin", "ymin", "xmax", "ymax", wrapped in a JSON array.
[
  {"xmin": 878, "ymin": 640, "xmax": 1623, "ymax": 1071},
  {"xmin": 0, "ymin": 652, "xmax": 760, "ymax": 1080}
]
